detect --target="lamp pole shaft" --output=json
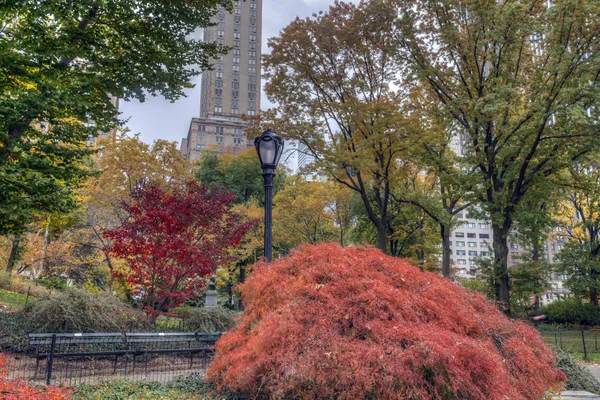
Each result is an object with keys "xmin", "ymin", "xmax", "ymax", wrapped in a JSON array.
[{"xmin": 263, "ymin": 171, "xmax": 274, "ymax": 262}]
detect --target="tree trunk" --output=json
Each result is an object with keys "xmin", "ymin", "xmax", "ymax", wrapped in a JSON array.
[
  {"xmin": 441, "ymin": 225, "xmax": 451, "ymax": 278},
  {"xmin": 377, "ymin": 222, "xmax": 387, "ymax": 254},
  {"xmin": 6, "ymin": 236, "xmax": 23, "ymax": 274},
  {"xmin": 40, "ymin": 217, "xmax": 51, "ymax": 275},
  {"xmin": 492, "ymin": 224, "xmax": 511, "ymax": 316}
]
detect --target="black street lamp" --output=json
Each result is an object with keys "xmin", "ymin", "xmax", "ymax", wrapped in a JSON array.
[{"xmin": 254, "ymin": 129, "xmax": 284, "ymax": 262}]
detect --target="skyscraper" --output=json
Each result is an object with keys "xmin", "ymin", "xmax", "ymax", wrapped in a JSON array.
[{"xmin": 180, "ymin": 0, "xmax": 262, "ymax": 161}]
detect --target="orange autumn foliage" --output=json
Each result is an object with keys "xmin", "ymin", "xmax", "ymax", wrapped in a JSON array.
[
  {"xmin": 207, "ymin": 243, "xmax": 565, "ymax": 400},
  {"xmin": 0, "ymin": 354, "xmax": 72, "ymax": 400}
]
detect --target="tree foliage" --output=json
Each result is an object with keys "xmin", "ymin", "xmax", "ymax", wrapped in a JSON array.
[
  {"xmin": 397, "ymin": 0, "xmax": 600, "ymax": 313},
  {"xmin": 208, "ymin": 243, "xmax": 564, "ymax": 399},
  {"xmin": 0, "ymin": 0, "xmax": 226, "ymax": 235},
  {"xmin": 263, "ymin": 1, "xmax": 424, "ymax": 254},
  {"xmin": 104, "ymin": 181, "xmax": 255, "ymax": 315}
]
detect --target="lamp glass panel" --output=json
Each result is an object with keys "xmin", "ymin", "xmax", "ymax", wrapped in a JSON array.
[{"xmin": 259, "ymin": 138, "xmax": 276, "ymax": 165}]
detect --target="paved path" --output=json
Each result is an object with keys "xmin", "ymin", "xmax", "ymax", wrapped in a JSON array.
[{"xmin": 590, "ymin": 366, "xmax": 600, "ymax": 383}]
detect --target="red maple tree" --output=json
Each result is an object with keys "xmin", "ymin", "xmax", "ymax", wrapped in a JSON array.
[
  {"xmin": 208, "ymin": 243, "xmax": 565, "ymax": 400},
  {"xmin": 105, "ymin": 181, "xmax": 255, "ymax": 314}
]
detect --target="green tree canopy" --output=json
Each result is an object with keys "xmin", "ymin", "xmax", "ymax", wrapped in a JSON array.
[{"xmin": 0, "ymin": 0, "xmax": 227, "ymax": 235}]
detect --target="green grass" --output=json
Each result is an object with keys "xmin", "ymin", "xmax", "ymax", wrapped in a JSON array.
[
  {"xmin": 570, "ymin": 352, "xmax": 600, "ymax": 363},
  {"xmin": 73, "ymin": 381, "xmax": 213, "ymax": 400},
  {"xmin": 0, "ymin": 287, "xmax": 31, "ymax": 307}
]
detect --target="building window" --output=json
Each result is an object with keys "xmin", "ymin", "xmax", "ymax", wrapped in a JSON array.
[
  {"xmin": 249, "ymin": 59, "xmax": 256, "ymax": 65},
  {"xmin": 216, "ymin": 72, "xmax": 223, "ymax": 78},
  {"xmin": 467, "ymin": 223, "xmax": 476, "ymax": 228},
  {"xmin": 215, "ymin": 98, "xmax": 222, "ymax": 105},
  {"xmin": 232, "ymin": 99, "xmax": 239, "ymax": 107},
  {"xmin": 197, "ymin": 134, "xmax": 205, "ymax": 142},
  {"xmin": 480, "ymin": 241, "xmax": 488, "ymax": 247},
  {"xmin": 232, "ymin": 82, "xmax": 240, "ymax": 89},
  {"xmin": 234, "ymin": 128, "xmax": 243, "ymax": 135},
  {"xmin": 468, "ymin": 251, "xmax": 477, "ymax": 256},
  {"xmin": 249, "ymin": 67, "xmax": 256, "ymax": 73},
  {"xmin": 247, "ymin": 110, "xmax": 256, "ymax": 116},
  {"xmin": 248, "ymin": 84, "xmax": 256, "ymax": 91},
  {"xmin": 216, "ymin": 136, "xmax": 224, "ymax": 143},
  {"xmin": 196, "ymin": 144, "xmax": 205, "ymax": 150},
  {"xmin": 232, "ymin": 90, "xmax": 239, "ymax": 97},
  {"xmin": 215, "ymin": 80, "xmax": 223, "ymax": 87},
  {"xmin": 233, "ymin": 39, "xmax": 240, "ymax": 47},
  {"xmin": 248, "ymin": 101, "xmax": 255, "ymax": 109},
  {"xmin": 456, "ymin": 241, "xmax": 465, "ymax": 247},
  {"xmin": 234, "ymin": 138, "xmax": 242, "ymax": 144},
  {"xmin": 216, "ymin": 63, "xmax": 224, "ymax": 71},
  {"xmin": 479, "ymin": 233, "xmax": 489, "ymax": 238},
  {"xmin": 249, "ymin": 50, "xmax": 256, "ymax": 57},
  {"xmin": 214, "ymin": 106, "xmax": 222, "ymax": 113},
  {"xmin": 233, "ymin": 65, "xmax": 240, "ymax": 72},
  {"xmin": 234, "ymin": 8, "xmax": 241, "ymax": 14},
  {"xmin": 232, "ymin": 108, "xmax": 239, "ymax": 115},
  {"xmin": 457, "ymin": 259, "xmax": 467, "ymax": 265},
  {"xmin": 480, "ymin": 251, "xmax": 490, "ymax": 257},
  {"xmin": 234, "ymin": 32, "xmax": 241, "ymax": 39},
  {"xmin": 250, "ymin": 2, "xmax": 257, "ymax": 8},
  {"xmin": 232, "ymin": 73, "xmax": 240, "ymax": 81},
  {"xmin": 215, "ymin": 89, "xmax": 223, "ymax": 97},
  {"xmin": 199, "ymin": 125, "xmax": 206, "ymax": 132},
  {"xmin": 456, "ymin": 250, "xmax": 466, "ymax": 256},
  {"xmin": 217, "ymin": 30, "xmax": 224, "ymax": 37},
  {"xmin": 233, "ymin": 49, "xmax": 241, "ymax": 56},
  {"xmin": 467, "ymin": 233, "xmax": 476, "ymax": 238},
  {"xmin": 249, "ymin": 76, "xmax": 256, "ymax": 83},
  {"xmin": 479, "ymin": 223, "xmax": 489, "ymax": 229},
  {"xmin": 249, "ymin": 42, "xmax": 256, "ymax": 49},
  {"xmin": 250, "ymin": 10, "xmax": 257, "ymax": 17},
  {"xmin": 216, "ymin": 127, "xmax": 224, "ymax": 134},
  {"xmin": 468, "ymin": 242, "xmax": 477, "ymax": 247},
  {"xmin": 218, "ymin": 22, "xmax": 225, "ymax": 29},
  {"xmin": 234, "ymin": 23, "xmax": 240, "ymax": 31},
  {"xmin": 233, "ymin": 57, "xmax": 240, "ymax": 64},
  {"xmin": 249, "ymin": 26, "xmax": 257, "ymax": 33},
  {"xmin": 250, "ymin": 18, "xmax": 257, "ymax": 25},
  {"xmin": 455, "ymin": 232, "xmax": 464, "ymax": 237},
  {"xmin": 249, "ymin": 34, "xmax": 257, "ymax": 42},
  {"xmin": 217, "ymin": 38, "xmax": 224, "ymax": 45}
]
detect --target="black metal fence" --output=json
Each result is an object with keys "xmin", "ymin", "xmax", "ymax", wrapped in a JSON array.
[
  {"xmin": 5, "ymin": 332, "xmax": 222, "ymax": 385},
  {"xmin": 540, "ymin": 328, "xmax": 600, "ymax": 359}
]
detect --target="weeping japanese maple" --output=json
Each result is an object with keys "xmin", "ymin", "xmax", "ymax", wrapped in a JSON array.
[
  {"xmin": 105, "ymin": 181, "xmax": 255, "ymax": 314},
  {"xmin": 208, "ymin": 243, "xmax": 564, "ymax": 400}
]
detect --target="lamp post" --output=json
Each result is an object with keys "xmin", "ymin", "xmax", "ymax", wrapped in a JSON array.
[{"xmin": 254, "ymin": 129, "xmax": 284, "ymax": 262}]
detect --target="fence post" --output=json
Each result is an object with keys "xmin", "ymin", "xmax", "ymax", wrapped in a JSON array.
[
  {"xmin": 582, "ymin": 327, "xmax": 588, "ymax": 360},
  {"xmin": 25, "ymin": 286, "xmax": 30, "ymax": 305},
  {"xmin": 46, "ymin": 334, "xmax": 57, "ymax": 385}
]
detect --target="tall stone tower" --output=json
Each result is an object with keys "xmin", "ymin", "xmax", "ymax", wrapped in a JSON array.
[{"xmin": 181, "ymin": 0, "xmax": 262, "ymax": 162}]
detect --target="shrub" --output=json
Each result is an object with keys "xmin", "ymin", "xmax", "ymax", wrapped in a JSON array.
[
  {"xmin": 174, "ymin": 306, "xmax": 240, "ymax": 332},
  {"xmin": 555, "ymin": 349, "xmax": 600, "ymax": 393},
  {"xmin": 0, "ymin": 353, "xmax": 72, "ymax": 399},
  {"xmin": 208, "ymin": 243, "xmax": 565, "ymax": 400},
  {"xmin": 0, "ymin": 312, "xmax": 30, "ymax": 352},
  {"xmin": 542, "ymin": 298, "xmax": 600, "ymax": 326},
  {"xmin": 21, "ymin": 289, "xmax": 145, "ymax": 333},
  {"xmin": 0, "ymin": 271, "xmax": 49, "ymax": 299}
]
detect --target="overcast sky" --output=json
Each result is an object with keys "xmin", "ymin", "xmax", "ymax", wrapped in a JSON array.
[{"xmin": 119, "ymin": 0, "xmax": 346, "ymax": 146}]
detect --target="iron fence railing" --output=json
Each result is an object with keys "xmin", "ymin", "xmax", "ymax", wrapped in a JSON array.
[
  {"xmin": 540, "ymin": 328, "xmax": 600, "ymax": 359},
  {"xmin": 6, "ymin": 331, "xmax": 222, "ymax": 385}
]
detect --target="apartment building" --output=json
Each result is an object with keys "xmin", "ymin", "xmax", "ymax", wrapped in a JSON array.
[{"xmin": 181, "ymin": 0, "xmax": 262, "ymax": 161}]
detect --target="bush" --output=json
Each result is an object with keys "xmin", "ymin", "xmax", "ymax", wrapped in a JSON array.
[
  {"xmin": 555, "ymin": 349, "xmax": 600, "ymax": 393},
  {"xmin": 542, "ymin": 298, "xmax": 600, "ymax": 326},
  {"xmin": 0, "ymin": 271, "xmax": 49, "ymax": 299},
  {"xmin": 0, "ymin": 312, "xmax": 30, "ymax": 352},
  {"xmin": 174, "ymin": 306, "xmax": 240, "ymax": 332},
  {"xmin": 21, "ymin": 289, "xmax": 145, "ymax": 333},
  {"xmin": 0, "ymin": 353, "xmax": 72, "ymax": 399},
  {"xmin": 208, "ymin": 243, "xmax": 565, "ymax": 400}
]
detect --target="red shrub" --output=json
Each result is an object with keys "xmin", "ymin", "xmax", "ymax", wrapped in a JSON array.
[
  {"xmin": 207, "ymin": 243, "xmax": 565, "ymax": 400},
  {"xmin": 0, "ymin": 354, "xmax": 72, "ymax": 399}
]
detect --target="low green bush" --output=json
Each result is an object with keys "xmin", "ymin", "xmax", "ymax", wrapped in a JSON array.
[
  {"xmin": 21, "ymin": 289, "xmax": 146, "ymax": 333},
  {"xmin": 73, "ymin": 375, "xmax": 245, "ymax": 400},
  {"xmin": 555, "ymin": 349, "xmax": 600, "ymax": 393},
  {"xmin": 174, "ymin": 306, "xmax": 240, "ymax": 332},
  {"xmin": 542, "ymin": 298, "xmax": 600, "ymax": 326}
]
